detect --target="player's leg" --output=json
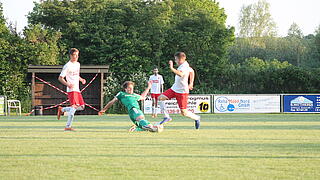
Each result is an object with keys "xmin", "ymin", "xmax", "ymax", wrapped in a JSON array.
[
  {"xmin": 154, "ymin": 94, "xmax": 160, "ymax": 118},
  {"xmin": 158, "ymin": 95, "xmax": 172, "ymax": 124},
  {"xmin": 75, "ymin": 105, "xmax": 85, "ymax": 111},
  {"xmin": 65, "ymin": 105, "xmax": 77, "ymax": 131},
  {"xmin": 158, "ymin": 89, "xmax": 175, "ymax": 125},
  {"xmin": 180, "ymin": 109, "xmax": 201, "ymax": 129},
  {"xmin": 58, "ymin": 106, "xmax": 71, "ymax": 120},
  {"xmin": 176, "ymin": 93, "xmax": 201, "ymax": 129},
  {"xmin": 151, "ymin": 95, "xmax": 156, "ymax": 118},
  {"xmin": 128, "ymin": 108, "xmax": 150, "ymax": 131},
  {"xmin": 128, "ymin": 124, "xmax": 144, "ymax": 132},
  {"xmin": 129, "ymin": 108, "xmax": 163, "ymax": 132},
  {"xmin": 64, "ymin": 92, "xmax": 85, "ymax": 131},
  {"xmin": 136, "ymin": 116, "xmax": 163, "ymax": 133}
]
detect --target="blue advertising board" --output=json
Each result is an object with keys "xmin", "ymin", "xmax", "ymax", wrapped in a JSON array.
[{"xmin": 283, "ymin": 95, "xmax": 320, "ymax": 113}]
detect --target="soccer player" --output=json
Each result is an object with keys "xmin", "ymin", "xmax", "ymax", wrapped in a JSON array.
[
  {"xmin": 148, "ymin": 67, "xmax": 164, "ymax": 118},
  {"xmin": 157, "ymin": 52, "xmax": 201, "ymax": 129},
  {"xmin": 98, "ymin": 81, "xmax": 163, "ymax": 133},
  {"xmin": 57, "ymin": 48, "xmax": 86, "ymax": 131}
]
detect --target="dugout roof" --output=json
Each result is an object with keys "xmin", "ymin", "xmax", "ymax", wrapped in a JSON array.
[{"xmin": 27, "ymin": 65, "xmax": 109, "ymax": 73}]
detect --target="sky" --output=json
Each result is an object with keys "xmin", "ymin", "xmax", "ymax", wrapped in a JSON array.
[{"xmin": 1, "ymin": 0, "xmax": 320, "ymax": 37}]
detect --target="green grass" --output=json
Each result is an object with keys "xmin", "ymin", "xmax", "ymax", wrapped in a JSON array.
[{"xmin": 0, "ymin": 114, "xmax": 319, "ymax": 180}]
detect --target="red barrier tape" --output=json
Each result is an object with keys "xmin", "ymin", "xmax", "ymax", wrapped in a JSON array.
[{"xmin": 27, "ymin": 74, "xmax": 100, "ymax": 115}]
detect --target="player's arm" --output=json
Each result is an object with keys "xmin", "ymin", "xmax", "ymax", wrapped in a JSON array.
[
  {"xmin": 79, "ymin": 76, "xmax": 86, "ymax": 84},
  {"xmin": 169, "ymin": 60, "xmax": 184, "ymax": 77},
  {"xmin": 98, "ymin": 97, "xmax": 118, "ymax": 115},
  {"xmin": 140, "ymin": 81, "xmax": 152, "ymax": 100},
  {"xmin": 161, "ymin": 76, "xmax": 164, "ymax": 93},
  {"xmin": 58, "ymin": 76, "xmax": 73, "ymax": 89},
  {"xmin": 161, "ymin": 83, "xmax": 164, "ymax": 93},
  {"xmin": 188, "ymin": 67, "xmax": 195, "ymax": 90},
  {"xmin": 58, "ymin": 65, "xmax": 73, "ymax": 89}
]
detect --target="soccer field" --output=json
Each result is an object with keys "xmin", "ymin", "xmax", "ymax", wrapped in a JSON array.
[{"xmin": 0, "ymin": 114, "xmax": 319, "ymax": 180}]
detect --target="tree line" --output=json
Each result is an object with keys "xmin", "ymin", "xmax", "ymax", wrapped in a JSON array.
[{"xmin": 0, "ymin": 0, "xmax": 320, "ymax": 112}]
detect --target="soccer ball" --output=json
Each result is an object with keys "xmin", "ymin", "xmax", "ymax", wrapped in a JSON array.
[{"xmin": 155, "ymin": 124, "xmax": 164, "ymax": 133}]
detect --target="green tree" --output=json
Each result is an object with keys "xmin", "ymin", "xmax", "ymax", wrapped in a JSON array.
[
  {"xmin": 28, "ymin": 0, "xmax": 234, "ymax": 95},
  {"xmin": 238, "ymin": 0, "xmax": 277, "ymax": 48},
  {"xmin": 238, "ymin": 0, "xmax": 277, "ymax": 38},
  {"xmin": 23, "ymin": 24, "xmax": 62, "ymax": 65},
  {"xmin": 0, "ymin": 2, "xmax": 29, "ymax": 103},
  {"xmin": 288, "ymin": 22, "xmax": 303, "ymax": 38},
  {"xmin": 158, "ymin": 0, "xmax": 234, "ymax": 93},
  {"xmin": 314, "ymin": 25, "xmax": 320, "ymax": 63},
  {"xmin": 285, "ymin": 23, "xmax": 306, "ymax": 66}
]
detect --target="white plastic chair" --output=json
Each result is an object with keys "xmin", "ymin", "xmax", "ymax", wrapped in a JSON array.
[{"xmin": 7, "ymin": 100, "xmax": 21, "ymax": 116}]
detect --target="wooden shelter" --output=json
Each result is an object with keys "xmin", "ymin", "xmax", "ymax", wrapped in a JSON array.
[{"xmin": 27, "ymin": 65, "xmax": 109, "ymax": 115}]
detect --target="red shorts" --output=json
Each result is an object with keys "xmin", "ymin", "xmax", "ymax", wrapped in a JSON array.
[
  {"xmin": 68, "ymin": 91, "xmax": 85, "ymax": 106},
  {"xmin": 151, "ymin": 93, "xmax": 161, "ymax": 100},
  {"xmin": 162, "ymin": 89, "xmax": 188, "ymax": 109}
]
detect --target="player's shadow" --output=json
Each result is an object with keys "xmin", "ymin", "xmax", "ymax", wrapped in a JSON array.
[
  {"xmin": 0, "ymin": 125, "xmax": 125, "ymax": 130},
  {"xmin": 171, "ymin": 125, "xmax": 320, "ymax": 130},
  {"xmin": 0, "ymin": 154, "xmax": 318, "ymax": 159}
]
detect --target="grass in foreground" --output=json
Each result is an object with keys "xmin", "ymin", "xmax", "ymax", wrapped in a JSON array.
[{"xmin": 0, "ymin": 114, "xmax": 319, "ymax": 180}]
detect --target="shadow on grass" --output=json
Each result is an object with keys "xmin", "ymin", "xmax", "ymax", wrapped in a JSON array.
[
  {"xmin": 0, "ymin": 124, "xmax": 319, "ymax": 130},
  {"xmin": 0, "ymin": 154, "xmax": 319, "ymax": 159},
  {"xmin": 0, "ymin": 136, "xmax": 131, "ymax": 140},
  {"xmin": 0, "ymin": 126, "xmax": 125, "ymax": 129},
  {"xmin": 168, "ymin": 125, "xmax": 320, "ymax": 130},
  {"xmin": 1, "ymin": 114, "xmax": 320, "ymax": 123}
]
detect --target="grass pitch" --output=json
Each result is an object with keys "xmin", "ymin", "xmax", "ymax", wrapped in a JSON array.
[{"xmin": 0, "ymin": 114, "xmax": 319, "ymax": 180}]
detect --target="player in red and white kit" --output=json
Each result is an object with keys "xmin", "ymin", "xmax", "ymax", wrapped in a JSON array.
[
  {"xmin": 157, "ymin": 52, "xmax": 200, "ymax": 129},
  {"xmin": 148, "ymin": 68, "xmax": 164, "ymax": 118},
  {"xmin": 57, "ymin": 48, "xmax": 86, "ymax": 131}
]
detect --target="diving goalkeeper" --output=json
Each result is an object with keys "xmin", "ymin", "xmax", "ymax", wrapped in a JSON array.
[{"xmin": 99, "ymin": 81, "xmax": 163, "ymax": 132}]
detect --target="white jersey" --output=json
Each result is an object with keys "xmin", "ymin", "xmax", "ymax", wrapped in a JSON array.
[
  {"xmin": 59, "ymin": 61, "xmax": 81, "ymax": 92},
  {"xmin": 149, "ymin": 74, "xmax": 164, "ymax": 94},
  {"xmin": 171, "ymin": 61, "xmax": 191, "ymax": 94}
]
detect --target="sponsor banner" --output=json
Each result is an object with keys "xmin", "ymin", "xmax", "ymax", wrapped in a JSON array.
[
  {"xmin": 0, "ymin": 96, "xmax": 5, "ymax": 115},
  {"xmin": 214, "ymin": 95, "xmax": 280, "ymax": 113},
  {"xmin": 143, "ymin": 95, "xmax": 211, "ymax": 114},
  {"xmin": 283, "ymin": 95, "xmax": 320, "ymax": 113}
]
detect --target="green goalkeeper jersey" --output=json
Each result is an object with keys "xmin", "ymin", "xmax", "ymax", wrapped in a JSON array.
[{"xmin": 115, "ymin": 91, "xmax": 141, "ymax": 111}]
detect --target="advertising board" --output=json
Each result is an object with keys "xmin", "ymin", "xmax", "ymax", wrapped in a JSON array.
[
  {"xmin": 283, "ymin": 95, "xmax": 320, "ymax": 113},
  {"xmin": 214, "ymin": 95, "xmax": 280, "ymax": 113},
  {"xmin": 0, "ymin": 96, "xmax": 6, "ymax": 115},
  {"xmin": 144, "ymin": 95, "xmax": 211, "ymax": 114}
]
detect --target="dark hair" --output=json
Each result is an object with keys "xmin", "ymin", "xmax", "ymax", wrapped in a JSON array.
[
  {"xmin": 122, "ymin": 81, "xmax": 135, "ymax": 89},
  {"xmin": 174, "ymin": 52, "xmax": 186, "ymax": 59},
  {"xmin": 69, "ymin": 48, "xmax": 79, "ymax": 55}
]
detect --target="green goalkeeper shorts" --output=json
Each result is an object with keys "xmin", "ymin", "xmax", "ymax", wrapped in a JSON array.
[
  {"xmin": 128, "ymin": 108, "xmax": 144, "ymax": 123},
  {"xmin": 128, "ymin": 108, "xmax": 151, "ymax": 128}
]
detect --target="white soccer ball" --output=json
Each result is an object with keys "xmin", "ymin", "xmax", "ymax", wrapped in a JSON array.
[{"xmin": 156, "ymin": 124, "xmax": 164, "ymax": 133}]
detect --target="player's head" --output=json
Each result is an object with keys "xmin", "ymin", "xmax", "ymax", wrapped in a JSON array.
[
  {"xmin": 69, "ymin": 48, "xmax": 79, "ymax": 62},
  {"xmin": 174, "ymin": 52, "xmax": 186, "ymax": 65},
  {"xmin": 153, "ymin": 67, "xmax": 159, "ymax": 75},
  {"xmin": 122, "ymin": 81, "xmax": 135, "ymax": 94}
]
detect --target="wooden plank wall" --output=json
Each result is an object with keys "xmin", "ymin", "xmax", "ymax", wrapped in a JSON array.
[{"xmin": 33, "ymin": 73, "xmax": 102, "ymax": 115}]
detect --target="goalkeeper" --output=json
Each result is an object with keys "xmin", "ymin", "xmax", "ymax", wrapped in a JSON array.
[{"xmin": 99, "ymin": 81, "xmax": 163, "ymax": 132}]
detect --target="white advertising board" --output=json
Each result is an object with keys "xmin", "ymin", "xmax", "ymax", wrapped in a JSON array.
[
  {"xmin": 214, "ymin": 95, "xmax": 280, "ymax": 113},
  {"xmin": 144, "ymin": 95, "xmax": 211, "ymax": 114},
  {"xmin": 0, "ymin": 96, "xmax": 5, "ymax": 115}
]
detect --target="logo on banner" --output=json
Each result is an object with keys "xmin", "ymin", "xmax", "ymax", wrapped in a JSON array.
[
  {"xmin": 215, "ymin": 97, "xmax": 229, "ymax": 112},
  {"xmin": 290, "ymin": 96, "xmax": 313, "ymax": 107},
  {"xmin": 215, "ymin": 96, "xmax": 250, "ymax": 112}
]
